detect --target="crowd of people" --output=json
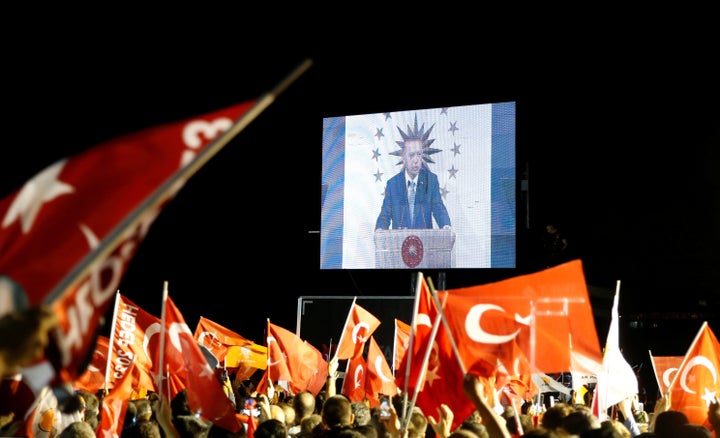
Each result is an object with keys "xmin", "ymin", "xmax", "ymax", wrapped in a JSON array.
[{"xmin": 2, "ymin": 304, "xmax": 720, "ymax": 437}]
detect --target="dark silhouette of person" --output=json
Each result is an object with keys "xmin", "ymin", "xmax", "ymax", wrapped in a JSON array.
[{"xmin": 541, "ymin": 223, "xmax": 568, "ymax": 268}]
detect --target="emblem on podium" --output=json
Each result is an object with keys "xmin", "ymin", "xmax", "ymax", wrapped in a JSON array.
[{"xmin": 401, "ymin": 235, "xmax": 423, "ymax": 268}]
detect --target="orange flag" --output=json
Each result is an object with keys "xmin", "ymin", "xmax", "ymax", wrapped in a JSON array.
[
  {"xmin": 667, "ymin": 321, "xmax": 720, "ymax": 427},
  {"xmin": 335, "ymin": 299, "xmax": 381, "ymax": 360},
  {"xmin": 648, "ymin": 352, "xmax": 683, "ymax": 395},
  {"xmin": 394, "ymin": 318, "xmax": 411, "ymax": 373},
  {"xmin": 365, "ymin": 336, "xmax": 398, "ymax": 406}
]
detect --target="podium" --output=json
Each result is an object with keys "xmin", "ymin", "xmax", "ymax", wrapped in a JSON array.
[{"xmin": 374, "ymin": 229, "xmax": 456, "ymax": 269}]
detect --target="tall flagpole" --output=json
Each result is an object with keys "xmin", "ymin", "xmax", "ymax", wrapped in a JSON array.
[
  {"xmin": 401, "ymin": 272, "xmax": 423, "ymax": 421},
  {"xmin": 156, "ymin": 281, "xmax": 170, "ymax": 394},
  {"xmin": 103, "ymin": 291, "xmax": 121, "ymax": 392}
]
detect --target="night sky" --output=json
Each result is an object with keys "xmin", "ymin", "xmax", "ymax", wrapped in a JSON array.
[{"xmin": 3, "ymin": 10, "xmax": 719, "ymax": 385}]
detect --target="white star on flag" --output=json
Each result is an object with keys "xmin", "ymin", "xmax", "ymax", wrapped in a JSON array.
[{"xmin": 2, "ymin": 160, "xmax": 74, "ymax": 233}]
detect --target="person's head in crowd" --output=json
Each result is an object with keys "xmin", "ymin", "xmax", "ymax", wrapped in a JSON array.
[
  {"xmin": 321, "ymin": 395, "xmax": 354, "ymax": 429},
  {"xmin": 561, "ymin": 408, "xmax": 601, "ymax": 435},
  {"xmin": 131, "ymin": 399, "xmax": 153, "ymax": 423},
  {"xmin": 518, "ymin": 427, "xmax": 564, "ymax": 437},
  {"xmin": 353, "ymin": 423, "xmax": 379, "ymax": 438},
  {"xmin": 458, "ymin": 419, "xmax": 489, "ymax": 438},
  {"xmin": 207, "ymin": 422, "xmax": 249, "ymax": 438},
  {"xmin": 279, "ymin": 401, "xmax": 296, "ymax": 430},
  {"xmin": 254, "ymin": 418, "xmax": 287, "ymax": 438},
  {"xmin": 598, "ymin": 419, "xmax": 631, "ymax": 437},
  {"xmin": 332, "ymin": 428, "xmax": 365, "ymax": 438},
  {"xmin": 296, "ymin": 413, "xmax": 322, "ymax": 437},
  {"xmin": 652, "ymin": 409, "xmax": 689, "ymax": 438},
  {"xmin": 170, "ymin": 389, "xmax": 194, "ymax": 417},
  {"xmin": 269, "ymin": 404, "xmax": 287, "ymax": 424},
  {"xmin": 173, "ymin": 414, "xmax": 212, "ymax": 437},
  {"xmin": 350, "ymin": 401, "xmax": 371, "ymax": 427},
  {"xmin": 541, "ymin": 402, "xmax": 575, "ymax": 431},
  {"xmin": 77, "ymin": 390, "xmax": 100, "ymax": 430},
  {"xmin": 506, "ymin": 413, "xmax": 534, "ymax": 436},
  {"xmin": 315, "ymin": 390, "xmax": 327, "ymax": 415},
  {"xmin": 677, "ymin": 423, "xmax": 712, "ymax": 438},
  {"xmin": 0, "ymin": 305, "xmax": 58, "ymax": 377},
  {"xmin": 447, "ymin": 429, "xmax": 480, "ymax": 438},
  {"xmin": 57, "ymin": 420, "xmax": 96, "ymax": 438},
  {"xmin": 293, "ymin": 391, "xmax": 317, "ymax": 425},
  {"xmin": 123, "ymin": 419, "xmax": 162, "ymax": 438},
  {"xmin": 406, "ymin": 406, "xmax": 428, "ymax": 438}
]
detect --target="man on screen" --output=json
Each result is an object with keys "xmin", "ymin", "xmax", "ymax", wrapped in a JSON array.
[{"xmin": 375, "ymin": 116, "xmax": 451, "ymax": 230}]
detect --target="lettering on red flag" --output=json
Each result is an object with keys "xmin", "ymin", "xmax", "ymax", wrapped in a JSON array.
[{"xmin": 0, "ymin": 100, "xmax": 256, "ymax": 383}]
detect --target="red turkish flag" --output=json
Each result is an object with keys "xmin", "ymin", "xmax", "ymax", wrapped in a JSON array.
[
  {"xmin": 395, "ymin": 274, "xmax": 442, "ymax": 394},
  {"xmin": 111, "ymin": 293, "xmax": 162, "ymax": 392},
  {"xmin": 365, "ymin": 336, "xmax": 397, "ymax": 406},
  {"xmin": 395, "ymin": 274, "xmax": 475, "ymax": 430},
  {"xmin": 194, "ymin": 316, "xmax": 256, "ymax": 364},
  {"xmin": 394, "ymin": 318, "xmax": 411, "ymax": 373},
  {"xmin": 667, "ymin": 322, "xmax": 720, "ymax": 427},
  {"xmin": 649, "ymin": 353, "xmax": 683, "ymax": 395},
  {"xmin": 74, "ymin": 335, "xmax": 110, "ymax": 394},
  {"xmin": 342, "ymin": 354, "xmax": 368, "ymax": 402},
  {"xmin": 164, "ymin": 294, "xmax": 241, "ymax": 433},
  {"xmin": 98, "ymin": 361, "xmax": 137, "ymax": 438},
  {"xmin": 495, "ymin": 342, "xmax": 534, "ymax": 403},
  {"xmin": 0, "ymin": 99, "xmax": 256, "ymax": 383},
  {"xmin": 195, "ymin": 316, "xmax": 266, "ymax": 380},
  {"xmin": 440, "ymin": 260, "xmax": 602, "ymax": 375},
  {"xmin": 335, "ymin": 300, "xmax": 381, "ymax": 360},
  {"xmin": 266, "ymin": 321, "xmax": 329, "ymax": 395}
]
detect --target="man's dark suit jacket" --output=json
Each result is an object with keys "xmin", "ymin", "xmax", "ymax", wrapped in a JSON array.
[{"xmin": 375, "ymin": 167, "xmax": 451, "ymax": 230}]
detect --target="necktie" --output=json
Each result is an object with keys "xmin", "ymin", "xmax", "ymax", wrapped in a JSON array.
[{"xmin": 408, "ymin": 180, "xmax": 416, "ymax": 224}]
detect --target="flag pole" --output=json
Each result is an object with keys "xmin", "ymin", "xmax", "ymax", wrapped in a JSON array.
[
  {"xmin": 401, "ymin": 272, "xmax": 424, "ymax": 420},
  {"xmin": 103, "ymin": 291, "xmax": 121, "ymax": 393},
  {"xmin": 45, "ymin": 58, "xmax": 314, "ymax": 304},
  {"xmin": 403, "ymin": 291, "xmax": 445, "ymax": 432},
  {"xmin": 426, "ymin": 277, "xmax": 467, "ymax": 376},
  {"xmin": 156, "ymin": 281, "xmax": 170, "ymax": 393}
]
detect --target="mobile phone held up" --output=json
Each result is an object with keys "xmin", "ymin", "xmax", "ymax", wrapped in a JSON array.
[{"xmin": 379, "ymin": 397, "xmax": 391, "ymax": 419}]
